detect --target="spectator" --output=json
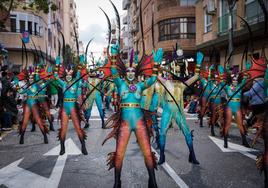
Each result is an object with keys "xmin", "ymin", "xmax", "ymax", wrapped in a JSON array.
[
  {"xmin": 1, "ymin": 88, "xmax": 18, "ymax": 131},
  {"xmin": 188, "ymin": 95, "xmax": 198, "ymax": 114},
  {"xmin": 1, "ymin": 71, "xmax": 11, "ymax": 97}
]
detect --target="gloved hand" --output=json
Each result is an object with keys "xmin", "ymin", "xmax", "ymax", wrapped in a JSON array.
[
  {"xmin": 79, "ymin": 55, "xmax": 85, "ymax": 65},
  {"xmin": 111, "ymin": 43, "xmax": 120, "ymax": 55},
  {"xmin": 153, "ymin": 48, "xmax": 163, "ymax": 63},
  {"xmin": 218, "ymin": 65, "xmax": 224, "ymax": 74},
  {"xmin": 196, "ymin": 52, "xmax": 204, "ymax": 66},
  {"xmin": 134, "ymin": 53, "xmax": 138, "ymax": 65},
  {"xmin": 245, "ymin": 60, "xmax": 251, "ymax": 70},
  {"xmin": 47, "ymin": 66, "xmax": 53, "ymax": 74},
  {"xmin": 56, "ymin": 56, "xmax": 61, "ymax": 66}
]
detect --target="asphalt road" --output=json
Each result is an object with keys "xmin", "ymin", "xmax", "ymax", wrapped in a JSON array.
[{"xmin": 0, "ymin": 107, "xmax": 264, "ymax": 188}]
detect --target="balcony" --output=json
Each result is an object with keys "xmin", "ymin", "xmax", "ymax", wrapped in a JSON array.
[
  {"xmin": 245, "ymin": 0, "xmax": 267, "ymax": 25},
  {"xmin": 218, "ymin": 11, "xmax": 237, "ymax": 35},
  {"xmin": 123, "ymin": 0, "xmax": 131, "ymax": 10}
]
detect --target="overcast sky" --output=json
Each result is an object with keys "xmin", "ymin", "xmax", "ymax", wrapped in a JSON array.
[{"xmin": 76, "ymin": 0, "xmax": 124, "ymax": 58}]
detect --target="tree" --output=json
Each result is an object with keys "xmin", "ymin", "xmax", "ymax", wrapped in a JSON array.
[{"xmin": 0, "ymin": 0, "xmax": 57, "ymax": 30}]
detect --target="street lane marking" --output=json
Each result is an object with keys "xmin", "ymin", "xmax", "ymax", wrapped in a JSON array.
[
  {"xmin": 0, "ymin": 138, "xmax": 81, "ymax": 188},
  {"xmin": 151, "ymin": 147, "xmax": 189, "ymax": 188},
  {"xmin": 209, "ymin": 136, "xmax": 258, "ymax": 160},
  {"xmin": 88, "ymin": 117, "xmax": 198, "ymax": 121}
]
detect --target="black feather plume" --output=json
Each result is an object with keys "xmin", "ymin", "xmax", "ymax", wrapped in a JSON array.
[
  {"xmin": 109, "ymin": 0, "xmax": 121, "ymax": 46},
  {"xmin": 85, "ymin": 38, "xmax": 94, "ymax": 62},
  {"xmin": 73, "ymin": 27, "xmax": 79, "ymax": 56},
  {"xmin": 99, "ymin": 7, "xmax": 112, "ymax": 53}
]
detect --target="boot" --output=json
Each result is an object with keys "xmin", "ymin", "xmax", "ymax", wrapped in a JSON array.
[
  {"xmin": 49, "ymin": 120, "xmax": 55, "ymax": 131},
  {"xmin": 224, "ymin": 135, "xmax": 228, "ymax": 148},
  {"xmin": 154, "ymin": 134, "xmax": 160, "ymax": 150},
  {"xmin": 158, "ymin": 150, "xmax": 165, "ymax": 165},
  {"xmin": 84, "ymin": 122, "xmax": 90, "ymax": 129},
  {"xmin": 19, "ymin": 131, "xmax": 25, "ymax": 145},
  {"xmin": 101, "ymin": 118, "xmax": 105, "ymax": 129},
  {"xmin": 211, "ymin": 125, "xmax": 215, "ymax": 136},
  {"xmin": 60, "ymin": 139, "xmax": 65, "ymax": 155},
  {"xmin": 148, "ymin": 168, "xmax": 158, "ymax": 188},
  {"xmin": 80, "ymin": 138, "xmax": 88, "ymax": 155},
  {"xmin": 241, "ymin": 134, "xmax": 250, "ymax": 148},
  {"xmin": 43, "ymin": 133, "xmax": 48, "ymax": 144},
  {"xmin": 199, "ymin": 118, "xmax": 203, "ymax": 128},
  {"xmin": 113, "ymin": 169, "xmax": 121, "ymax": 188},
  {"xmin": 31, "ymin": 123, "xmax": 36, "ymax": 132},
  {"xmin": 188, "ymin": 145, "xmax": 200, "ymax": 165}
]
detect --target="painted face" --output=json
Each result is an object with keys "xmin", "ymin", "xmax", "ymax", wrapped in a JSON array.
[
  {"xmin": 66, "ymin": 69, "xmax": 73, "ymax": 82},
  {"xmin": 29, "ymin": 75, "xmax": 34, "ymax": 83},
  {"xmin": 231, "ymin": 74, "xmax": 238, "ymax": 86},
  {"xmin": 98, "ymin": 71, "xmax": 105, "ymax": 79},
  {"xmin": 126, "ymin": 67, "xmax": 135, "ymax": 82},
  {"xmin": 162, "ymin": 71, "xmax": 169, "ymax": 79}
]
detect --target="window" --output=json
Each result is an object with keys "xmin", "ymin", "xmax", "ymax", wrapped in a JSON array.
[
  {"xmin": 204, "ymin": 9, "xmax": 212, "ymax": 33},
  {"xmin": 245, "ymin": 0, "xmax": 268, "ymax": 24},
  {"xmin": 34, "ymin": 22, "xmax": 38, "ymax": 35},
  {"xmin": 28, "ymin": 21, "xmax": 32, "ymax": 34},
  {"xmin": 10, "ymin": 18, "xmax": 16, "ymax": 32},
  {"xmin": 158, "ymin": 17, "xmax": 195, "ymax": 41},
  {"xmin": 9, "ymin": 12, "xmax": 42, "ymax": 36},
  {"xmin": 20, "ymin": 20, "xmax": 25, "ymax": 33},
  {"xmin": 180, "ymin": 0, "xmax": 195, "ymax": 6},
  {"xmin": 220, "ymin": 0, "xmax": 229, "ymax": 16}
]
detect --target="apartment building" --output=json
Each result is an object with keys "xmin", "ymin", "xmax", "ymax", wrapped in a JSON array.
[
  {"xmin": 0, "ymin": 0, "xmax": 80, "ymax": 71},
  {"xmin": 123, "ymin": 0, "xmax": 196, "ymax": 67},
  {"xmin": 196, "ymin": 0, "xmax": 268, "ymax": 69},
  {"xmin": 62, "ymin": 0, "xmax": 80, "ymax": 55}
]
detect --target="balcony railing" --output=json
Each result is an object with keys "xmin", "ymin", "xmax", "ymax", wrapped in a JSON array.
[
  {"xmin": 4, "ymin": 29, "xmax": 42, "ymax": 37},
  {"xmin": 245, "ymin": 0, "xmax": 267, "ymax": 25},
  {"xmin": 218, "ymin": 11, "xmax": 237, "ymax": 34}
]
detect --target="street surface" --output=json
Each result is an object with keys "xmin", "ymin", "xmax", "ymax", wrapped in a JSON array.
[{"xmin": 0, "ymin": 106, "xmax": 264, "ymax": 188}]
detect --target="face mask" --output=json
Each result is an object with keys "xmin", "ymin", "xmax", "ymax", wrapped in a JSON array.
[
  {"xmin": 126, "ymin": 68, "xmax": 135, "ymax": 82},
  {"xmin": 66, "ymin": 75, "xmax": 72, "ymax": 82}
]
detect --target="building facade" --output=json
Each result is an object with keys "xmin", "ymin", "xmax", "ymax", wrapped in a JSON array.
[
  {"xmin": 123, "ymin": 0, "xmax": 196, "ymax": 66},
  {"xmin": 62, "ymin": 0, "xmax": 80, "ymax": 54},
  {"xmin": 0, "ymin": 0, "xmax": 80, "ymax": 71},
  {"xmin": 196, "ymin": 0, "xmax": 268, "ymax": 69}
]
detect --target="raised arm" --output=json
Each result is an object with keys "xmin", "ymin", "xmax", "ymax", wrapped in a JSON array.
[
  {"xmin": 140, "ymin": 48, "xmax": 163, "ymax": 90},
  {"xmin": 185, "ymin": 51, "xmax": 204, "ymax": 86},
  {"xmin": 53, "ymin": 56, "xmax": 65, "ymax": 87},
  {"xmin": 110, "ymin": 44, "xmax": 123, "ymax": 88}
]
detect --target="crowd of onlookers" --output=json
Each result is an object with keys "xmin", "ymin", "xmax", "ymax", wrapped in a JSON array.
[{"xmin": 0, "ymin": 65, "xmax": 19, "ymax": 140}]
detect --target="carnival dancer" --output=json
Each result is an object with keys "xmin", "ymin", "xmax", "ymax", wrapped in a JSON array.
[
  {"xmin": 199, "ymin": 66, "xmax": 213, "ymax": 127},
  {"xmin": 205, "ymin": 65, "xmax": 225, "ymax": 136},
  {"xmin": 83, "ymin": 68, "xmax": 105, "ymax": 129},
  {"xmin": 14, "ymin": 67, "xmax": 49, "ymax": 144},
  {"xmin": 149, "ymin": 80, "xmax": 164, "ymax": 149},
  {"xmin": 54, "ymin": 55, "xmax": 88, "ymax": 155},
  {"xmin": 222, "ymin": 72, "xmax": 250, "ymax": 148},
  {"xmin": 253, "ymin": 56, "xmax": 268, "ymax": 186},
  {"xmin": 157, "ymin": 52, "xmax": 203, "ymax": 165},
  {"xmin": 262, "ymin": 59, "xmax": 268, "ymax": 187},
  {"xmin": 103, "ymin": 44, "xmax": 162, "ymax": 188},
  {"xmin": 36, "ymin": 64, "xmax": 55, "ymax": 131}
]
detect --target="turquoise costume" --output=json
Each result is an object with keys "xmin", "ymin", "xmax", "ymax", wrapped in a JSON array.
[
  {"xmin": 103, "ymin": 44, "xmax": 162, "ymax": 188},
  {"xmin": 54, "ymin": 56, "xmax": 88, "ymax": 155},
  {"xmin": 157, "ymin": 52, "xmax": 203, "ymax": 165}
]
